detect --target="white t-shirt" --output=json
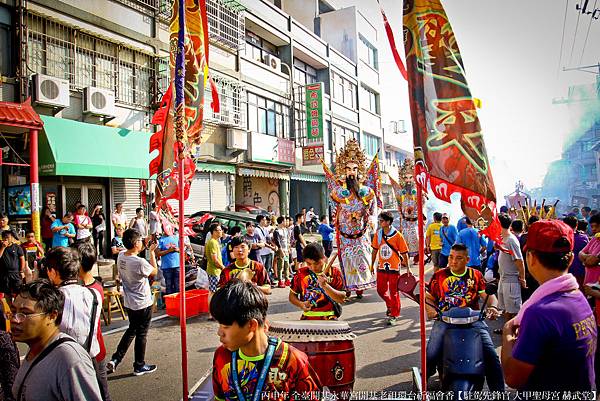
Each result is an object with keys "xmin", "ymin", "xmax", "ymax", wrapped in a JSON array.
[
  {"xmin": 112, "ymin": 211, "xmax": 127, "ymax": 229},
  {"xmin": 74, "ymin": 215, "xmax": 92, "ymax": 240},
  {"xmin": 149, "ymin": 211, "xmax": 161, "ymax": 235},
  {"xmin": 59, "ymin": 284, "xmax": 101, "ymax": 358},
  {"xmin": 117, "ymin": 252, "xmax": 154, "ymax": 310},
  {"xmin": 306, "ymin": 211, "xmax": 316, "ymax": 222}
]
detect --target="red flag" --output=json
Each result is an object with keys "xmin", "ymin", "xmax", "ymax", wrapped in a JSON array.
[
  {"xmin": 403, "ymin": 0, "xmax": 500, "ymax": 241},
  {"xmin": 377, "ymin": 0, "xmax": 407, "ymax": 81}
]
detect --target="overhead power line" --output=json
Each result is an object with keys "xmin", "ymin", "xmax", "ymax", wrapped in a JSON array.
[
  {"xmin": 558, "ymin": 0, "xmax": 570, "ymax": 78},
  {"xmin": 579, "ymin": 0, "xmax": 598, "ymax": 63}
]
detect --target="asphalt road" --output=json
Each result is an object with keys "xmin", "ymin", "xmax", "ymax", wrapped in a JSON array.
[{"xmin": 101, "ymin": 265, "xmax": 506, "ymax": 401}]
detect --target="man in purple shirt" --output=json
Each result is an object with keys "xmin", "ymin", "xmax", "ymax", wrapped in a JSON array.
[
  {"xmin": 563, "ymin": 215, "xmax": 589, "ymax": 288},
  {"xmin": 579, "ymin": 213, "xmax": 600, "ymax": 285},
  {"xmin": 501, "ymin": 220, "xmax": 596, "ymax": 391}
]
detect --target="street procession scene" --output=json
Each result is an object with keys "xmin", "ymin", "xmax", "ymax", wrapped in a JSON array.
[{"xmin": 2, "ymin": 0, "xmax": 600, "ymax": 400}]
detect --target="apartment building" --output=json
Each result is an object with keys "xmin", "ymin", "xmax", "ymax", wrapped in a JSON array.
[{"xmin": 0, "ymin": 0, "xmax": 406, "ymax": 239}]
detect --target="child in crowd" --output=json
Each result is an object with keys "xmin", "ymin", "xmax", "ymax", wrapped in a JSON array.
[
  {"xmin": 111, "ymin": 226, "xmax": 126, "ymax": 263},
  {"xmin": 289, "ymin": 243, "xmax": 345, "ymax": 320},
  {"xmin": 21, "ymin": 230, "xmax": 44, "ymax": 274}
]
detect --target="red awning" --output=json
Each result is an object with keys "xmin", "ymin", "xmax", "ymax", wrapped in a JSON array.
[{"xmin": 0, "ymin": 98, "xmax": 44, "ymax": 130}]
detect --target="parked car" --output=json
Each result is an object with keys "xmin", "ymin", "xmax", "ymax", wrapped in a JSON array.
[
  {"xmin": 235, "ymin": 204, "xmax": 269, "ymax": 215},
  {"xmin": 187, "ymin": 211, "xmax": 257, "ymax": 258}
]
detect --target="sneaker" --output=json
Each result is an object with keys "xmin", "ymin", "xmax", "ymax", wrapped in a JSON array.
[
  {"xmin": 278, "ymin": 281, "xmax": 285, "ymax": 288},
  {"xmin": 387, "ymin": 317, "xmax": 398, "ymax": 326},
  {"xmin": 133, "ymin": 364, "xmax": 158, "ymax": 376},
  {"xmin": 284, "ymin": 280, "xmax": 291, "ymax": 287},
  {"xmin": 106, "ymin": 359, "xmax": 117, "ymax": 374},
  {"xmin": 355, "ymin": 293, "xmax": 363, "ymax": 300}
]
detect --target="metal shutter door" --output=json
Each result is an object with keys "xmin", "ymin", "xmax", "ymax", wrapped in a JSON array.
[
  {"xmin": 209, "ymin": 173, "xmax": 228, "ymax": 211},
  {"xmin": 112, "ymin": 178, "xmax": 141, "ymax": 220},
  {"xmin": 184, "ymin": 172, "xmax": 211, "ymax": 214}
]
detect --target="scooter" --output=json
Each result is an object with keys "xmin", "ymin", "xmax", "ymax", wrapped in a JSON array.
[{"xmin": 400, "ymin": 277, "xmax": 499, "ymax": 393}]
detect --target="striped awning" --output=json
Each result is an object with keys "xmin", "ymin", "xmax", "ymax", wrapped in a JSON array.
[
  {"xmin": 237, "ymin": 167, "xmax": 289, "ymax": 181},
  {"xmin": 197, "ymin": 162, "xmax": 235, "ymax": 174},
  {"xmin": 290, "ymin": 173, "xmax": 326, "ymax": 183}
]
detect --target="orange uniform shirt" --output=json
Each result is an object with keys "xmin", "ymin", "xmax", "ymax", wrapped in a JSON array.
[{"xmin": 371, "ymin": 228, "xmax": 409, "ymax": 272}]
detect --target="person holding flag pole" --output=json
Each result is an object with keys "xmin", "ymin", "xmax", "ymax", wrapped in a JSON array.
[
  {"xmin": 378, "ymin": 0, "xmax": 503, "ymax": 395},
  {"xmin": 149, "ymin": 0, "xmax": 219, "ymax": 399}
]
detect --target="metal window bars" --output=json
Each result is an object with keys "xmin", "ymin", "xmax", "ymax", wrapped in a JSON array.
[
  {"xmin": 203, "ymin": 71, "xmax": 246, "ymax": 128},
  {"xmin": 26, "ymin": 12, "xmax": 156, "ymax": 108}
]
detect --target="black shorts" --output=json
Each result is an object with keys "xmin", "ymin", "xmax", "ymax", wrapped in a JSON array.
[{"xmin": 0, "ymin": 272, "xmax": 22, "ymax": 295}]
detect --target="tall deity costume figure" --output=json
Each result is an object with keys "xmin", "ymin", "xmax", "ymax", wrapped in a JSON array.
[
  {"xmin": 390, "ymin": 158, "xmax": 424, "ymax": 263},
  {"xmin": 320, "ymin": 139, "xmax": 380, "ymax": 295}
]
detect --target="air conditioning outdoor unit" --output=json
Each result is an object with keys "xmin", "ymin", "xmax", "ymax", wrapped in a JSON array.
[
  {"xmin": 264, "ymin": 54, "xmax": 281, "ymax": 72},
  {"xmin": 32, "ymin": 73, "xmax": 70, "ymax": 108},
  {"xmin": 83, "ymin": 86, "xmax": 116, "ymax": 116},
  {"xmin": 227, "ymin": 128, "xmax": 248, "ymax": 150}
]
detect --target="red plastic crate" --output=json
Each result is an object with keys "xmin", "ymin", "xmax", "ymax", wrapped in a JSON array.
[
  {"xmin": 164, "ymin": 290, "xmax": 203, "ymax": 318},
  {"xmin": 186, "ymin": 289, "xmax": 210, "ymax": 314}
]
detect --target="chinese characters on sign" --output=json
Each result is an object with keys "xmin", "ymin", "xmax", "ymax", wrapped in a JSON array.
[
  {"xmin": 303, "ymin": 82, "xmax": 324, "ymax": 166},
  {"xmin": 302, "ymin": 145, "xmax": 325, "ymax": 166}
]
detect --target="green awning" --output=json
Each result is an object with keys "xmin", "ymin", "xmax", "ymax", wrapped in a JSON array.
[
  {"xmin": 290, "ymin": 172, "xmax": 326, "ymax": 183},
  {"xmin": 39, "ymin": 116, "xmax": 152, "ymax": 179},
  {"xmin": 197, "ymin": 162, "xmax": 235, "ymax": 174}
]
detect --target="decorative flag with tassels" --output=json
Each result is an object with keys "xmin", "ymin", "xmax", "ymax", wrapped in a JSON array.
[
  {"xmin": 150, "ymin": 0, "xmax": 219, "ymax": 207},
  {"xmin": 169, "ymin": 0, "xmax": 219, "ymax": 145},
  {"xmin": 365, "ymin": 154, "xmax": 383, "ymax": 209},
  {"xmin": 402, "ymin": 0, "xmax": 501, "ymax": 241}
]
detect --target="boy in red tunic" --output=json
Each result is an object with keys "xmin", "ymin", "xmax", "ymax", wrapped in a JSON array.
[
  {"xmin": 218, "ymin": 237, "xmax": 271, "ymax": 295},
  {"xmin": 289, "ymin": 243, "xmax": 346, "ymax": 320},
  {"xmin": 211, "ymin": 279, "xmax": 321, "ymax": 401}
]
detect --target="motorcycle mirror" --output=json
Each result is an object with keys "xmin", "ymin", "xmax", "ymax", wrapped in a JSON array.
[{"xmin": 485, "ymin": 282, "xmax": 498, "ymax": 296}]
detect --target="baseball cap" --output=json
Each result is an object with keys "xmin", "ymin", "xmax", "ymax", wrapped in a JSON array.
[{"xmin": 524, "ymin": 220, "xmax": 574, "ymax": 253}]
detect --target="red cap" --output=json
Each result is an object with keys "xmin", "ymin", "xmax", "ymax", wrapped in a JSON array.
[{"xmin": 524, "ymin": 220, "xmax": 574, "ymax": 253}]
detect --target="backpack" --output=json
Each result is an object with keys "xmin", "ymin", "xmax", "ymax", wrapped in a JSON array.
[{"xmin": 221, "ymin": 237, "xmax": 232, "ymax": 266}]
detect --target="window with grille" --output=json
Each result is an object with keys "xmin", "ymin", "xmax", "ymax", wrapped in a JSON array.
[
  {"xmin": 206, "ymin": 0, "xmax": 246, "ymax": 51},
  {"xmin": 203, "ymin": 71, "xmax": 246, "ymax": 128},
  {"xmin": 26, "ymin": 12, "xmax": 157, "ymax": 108}
]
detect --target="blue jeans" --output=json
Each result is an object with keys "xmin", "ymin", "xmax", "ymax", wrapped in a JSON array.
[
  {"xmin": 426, "ymin": 320, "xmax": 504, "ymax": 391},
  {"xmin": 260, "ymin": 253, "xmax": 275, "ymax": 282},
  {"xmin": 162, "ymin": 268, "xmax": 180, "ymax": 295}
]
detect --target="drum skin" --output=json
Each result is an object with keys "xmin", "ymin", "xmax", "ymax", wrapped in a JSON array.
[{"xmin": 268, "ymin": 320, "xmax": 356, "ymax": 399}]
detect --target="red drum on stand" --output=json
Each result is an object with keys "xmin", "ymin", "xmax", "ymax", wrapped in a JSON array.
[{"xmin": 268, "ymin": 320, "xmax": 356, "ymax": 399}]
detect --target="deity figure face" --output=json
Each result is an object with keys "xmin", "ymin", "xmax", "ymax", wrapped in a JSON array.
[
  {"xmin": 345, "ymin": 162, "xmax": 359, "ymax": 180},
  {"xmin": 403, "ymin": 172, "xmax": 414, "ymax": 188}
]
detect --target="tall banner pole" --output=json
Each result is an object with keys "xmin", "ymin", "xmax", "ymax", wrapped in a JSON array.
[
  {"xmin": 175, "ymin": 0, "xmax": 188, "ymax": 399},
  {"xmin": 415, "ymin": 151, "xmax": 428, "ymax": 397}
]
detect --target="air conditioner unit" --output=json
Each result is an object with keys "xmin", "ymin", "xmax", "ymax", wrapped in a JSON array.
[
  {"xmin": 264, "ymin": 54, "xmax": 281, "ymax": 72},
  {"xmin": 227, "ymin": 128, "xmax": 248, "ymax": 150},
  {"xmin": 83, "ymin": 86, "xmax": 116, "ymax": 116},
  {"xmin": 32, "ymin": 73, "xmax": 70, "ymax": 108}
]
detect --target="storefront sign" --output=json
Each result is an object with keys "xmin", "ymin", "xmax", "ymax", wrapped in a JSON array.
[
  {"xmin": 305, "ymin": 83, "xmax": 324, "ymax": 143},
  {"xmin": 250, "ymin": 133, "xmax": 295, "ymax": 166},
  {"xmin": 302, "ymin": 145, "xmax": 325, "ymax": 166}
]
